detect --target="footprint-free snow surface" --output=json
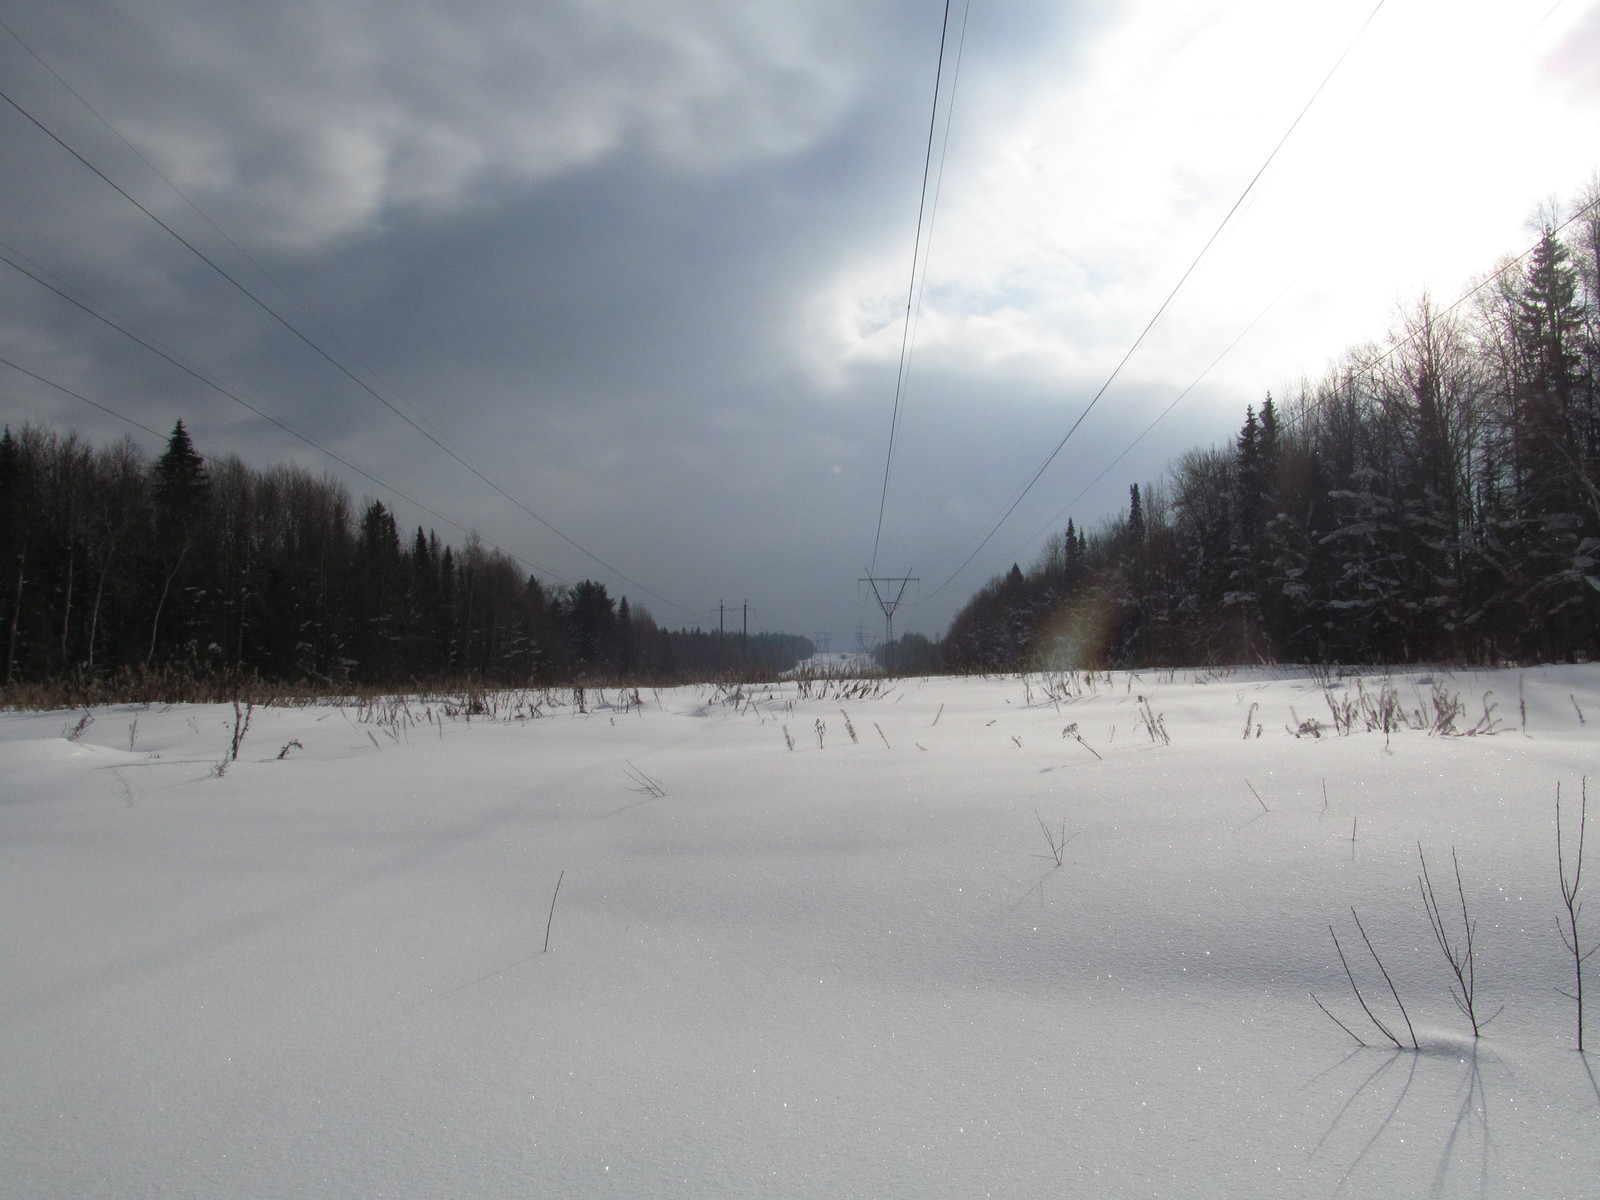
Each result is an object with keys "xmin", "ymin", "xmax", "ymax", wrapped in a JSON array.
[{"xmin": 4, "ymin": 666, "xmax": 1599, "ymax": 1197}]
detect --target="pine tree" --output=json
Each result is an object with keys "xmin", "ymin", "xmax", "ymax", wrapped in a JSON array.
[
  {"xmin": 1507, "ymin": 230, "xmax": 1595, "ymax": 656},
  {"xmin": 1224, "ymin": 405, "xmax": 1269, "ymax": 659},
  {"xmin": 0, "ymin": 428, "xmax": 33, "ymax": 684},
  {"xmin": 1259, "ymin": 394, "xmax": 1279, "ymax": 465},
  {"xmin": 566, "ymin": 580, "xmax": 618, "ymax": 674},
  {"xmin": 146, "ymin": 420, "xmax": 215, "ymax": 667},
  {"xmin": 354, "ymin": 500, "xmax": 404, "ymax": 679},
  {"xmin": 617, "ymin": 596, "xmax": 637, "ymax": 674},
  {"xmin": 153, "ymin": 420, "xmax": 210, "ymax": 535}
]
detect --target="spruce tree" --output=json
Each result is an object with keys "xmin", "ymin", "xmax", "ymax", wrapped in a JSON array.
[
  {"xmin": 153, "ymin": 420, "xmax": 210, "ymax": 536},
  {"xmin": 1, "ymin": 428, "xmax": 33, "ymax": 684},
  {"xmin": 146, "ymin": 420, "xmax": 214, "ymax": 667},
  {"xmin": 1513, "ymin": 231, "xmax": 1585, "ymax": 510},
  {"xmin": 1509, "ymin": 231, "xmax": 1593, "ymax": 656}
]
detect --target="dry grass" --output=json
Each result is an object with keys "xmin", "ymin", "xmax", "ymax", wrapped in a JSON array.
[{"xmin": 1, "ymin": 664, "xmax": 797, "ymax": 713}]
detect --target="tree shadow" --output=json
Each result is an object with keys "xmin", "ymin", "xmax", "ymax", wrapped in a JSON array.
[
  {"xmin": 1003, "ymin": 863, "xmax": 1068, "ymax": 920},
  {"xmin": 1430, "ymin": 1046, "xmax": 1491, "ymax": 1198},
  {"xmin": 1309, "ymin": 1041, "xmax": 1496, "ymax": 1198},
  {"xmin": 1580, "ymin": 1052, "xmax": 1600, "ymax": 1110}
]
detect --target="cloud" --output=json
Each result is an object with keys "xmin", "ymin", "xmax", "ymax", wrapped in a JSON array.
[
  {"xmin": 28, "ymin": 0, "xmax": 872, "ymax": 250},
  {"xmin": 1544, "ymin": 0, "xmax": 1600, "ymax": 103}
]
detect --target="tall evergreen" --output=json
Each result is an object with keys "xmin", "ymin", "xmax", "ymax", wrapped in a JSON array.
[
  {"xmin": 153, "ymin": 420, "xmax": 210, "ymax": 531},
  {"xmin": 1506, "ymin": 231, "xmax": 1596, "ymax": 656},
  {"xmin": 564, "ymin": 580, "xmax": 618, "ymax": 675},
  {"xmin": 0, "ymin": 428, "xmax": 33, "ymax": 685},
  {"xmin": 1512, "ymin": 231, "xmax": 1586, "ymax": 512},
  {"xmin": 353, "ymin": 500, "xmax": 404, "ymax": 678},
  {"xmin": 146, "ymin": 420, "xmax": 215, "ymax": 668}
]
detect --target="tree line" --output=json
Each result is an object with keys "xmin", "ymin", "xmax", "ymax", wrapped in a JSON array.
[
  {"xmin": 945, "ymin": 186, "xmax": 1600, "ymax": 670},
  {"xmin": 0, "ymin": 421, "xmax": 811, "ymax": 690}
]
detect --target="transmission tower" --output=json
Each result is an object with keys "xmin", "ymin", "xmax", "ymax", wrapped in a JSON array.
[{"xmin": 859, "ymin": 574, "xmax": 917, "ymax": 674}]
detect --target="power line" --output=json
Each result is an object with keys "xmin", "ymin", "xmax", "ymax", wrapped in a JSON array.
[
  {"xmin": 0, "ymin": 354, "xmax": 170, "ymax": 442},
  {"xmin": 914, "ymin": 0, "xmax": 1388, "ymax": 605},
  {"xmin": 881, "ymin": 0, "xmax": 975, "ymax": 577},
  {"xmin": 0, "ymin": 83, "xmax": 699, "ymax": 620},
  {"xmin": 869, "ymin": 0, "xmax": 969, "ymax": 575}
]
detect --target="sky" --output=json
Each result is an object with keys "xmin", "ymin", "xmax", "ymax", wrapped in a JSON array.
[{"xmin": 2, "ymin": 0, "xmax": 1598, "ymax": 645}]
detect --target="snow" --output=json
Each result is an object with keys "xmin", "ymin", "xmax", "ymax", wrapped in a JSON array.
[{"xmin": 3, "ymin": 666, "xmax": 1598, "ymax": 1198}]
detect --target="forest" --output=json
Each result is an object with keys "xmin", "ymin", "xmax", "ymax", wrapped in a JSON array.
[
  {"xmin": 943, "ymin": 189, "xmax": 1600, "ymax": 671},
  {"xmin": 0, "ymin": 421, "xmax": 811, "ymax": 694}
]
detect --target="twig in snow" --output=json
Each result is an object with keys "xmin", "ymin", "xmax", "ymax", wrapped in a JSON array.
[
  {"xmin": 1061, "ymin": 722, "xmax": 1101, "ymax": 760},
  {"xmin": 1136, "ymin": 696, "xmax": 1170, "ymax": 745},
  {"xmin": 1310, "ymin": 990, "xmax": 1368, "ymax": 1046},
  {"xmin": 623, "ymin": 762, "xmax": 667, "ymax": 798},
  {"xmin": 543, "ymin": 870, "xmax": 565, "ymax": 954},
  {"xmin": 1351, "ymin": 907, "xmax": 1418, "ymax": 1049},
  {"xmin": 1246, "ymin": 779, "xmax": 1268, "ymax": 813},
  {"xmin": 1556, "ymin": 779, "xmax": 1594, "ymax": 1051},
  {"xmin": 1418, "ymin": 843, "xmax": 1500, "ymax": 1037},
  {"xmin": 1035, "ymin": 812, "xmax": 1079, "ymax": 867},
  {"xmin": 229, "ymin": 699, "xmax": 254, "ymax": 761},
  {"xmin": 1322, "ymin": 921, "xmax": 1404, "ymax": 1049}
]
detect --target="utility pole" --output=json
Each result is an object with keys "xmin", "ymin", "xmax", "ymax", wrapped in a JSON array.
[
  {"xmin": 859, "ymin": 574, "xmax": 917, "ymax": 675},
  {"xmin": 715, "ymin": 600, "xmax": 753, "ymax": 669}
]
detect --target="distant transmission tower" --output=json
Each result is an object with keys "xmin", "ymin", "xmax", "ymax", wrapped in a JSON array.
[{"xmin": 859, "ymin": 574, "xmax": 917, "ymax": 674}]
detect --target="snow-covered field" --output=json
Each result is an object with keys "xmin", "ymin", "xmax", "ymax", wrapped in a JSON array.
[{"xmin": 4, "ymin": 666, "xmax": 1598, "ymax": 1198}]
